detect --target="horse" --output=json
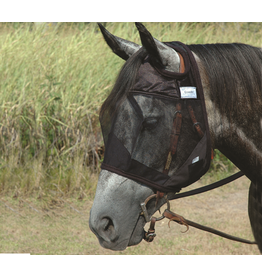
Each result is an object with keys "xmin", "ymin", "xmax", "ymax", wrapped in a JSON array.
[{"xmin": 89, "ymin": 22, "xmax": 262, "ymax": 253}]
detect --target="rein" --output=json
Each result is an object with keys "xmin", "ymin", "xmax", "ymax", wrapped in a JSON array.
[
  {"xmin": 141, "ymin": 48, "xmax": 256, "ymax": 245},
  {"xmin": 141, "ymin": 172, "xmax": 256, "ymax": 245}
]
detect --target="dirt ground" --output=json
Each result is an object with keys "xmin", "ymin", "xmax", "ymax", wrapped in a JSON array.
[{"xmin": 0, "ymin": 174, "xmax": 260, "ymax": 255}]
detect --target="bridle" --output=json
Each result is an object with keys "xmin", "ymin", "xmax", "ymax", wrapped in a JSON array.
[
  {"xmin": 140, "ymin": 51, "xmax": 257, "ymax": 246},
  {"xmin": 141, "ymin": 172, "xmax": 256, "ymax": 245}
]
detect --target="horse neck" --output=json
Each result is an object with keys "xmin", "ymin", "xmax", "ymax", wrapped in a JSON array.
[{"xmin": 198, "ymin": 58, "xmax": 262, "ymax": 184}]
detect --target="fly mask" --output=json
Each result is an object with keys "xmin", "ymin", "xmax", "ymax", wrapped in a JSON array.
[{"xmin": 100, "ymin": 42, "xmax": 212, "ymax": 193}]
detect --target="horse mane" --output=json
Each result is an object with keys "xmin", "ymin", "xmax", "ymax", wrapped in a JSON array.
[{"xmin": 188, "ymin": 43, "xmax": 262, "ymax": 115}]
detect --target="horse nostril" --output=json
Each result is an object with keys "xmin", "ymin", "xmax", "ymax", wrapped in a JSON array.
[
  {"xmin": 102, "ymin": 217, "xmax": 114, "ymax": 231},
  {"xmin": 96, "ymin": 216, "xmax": 118, "ymax": 242},
  {"xmin": 89, "ymin": 209, "xmax": 119, "ymax": 244}
]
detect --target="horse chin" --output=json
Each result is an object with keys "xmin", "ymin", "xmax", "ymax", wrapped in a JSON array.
[{"xmin": 127, "ymin": 215, "xmax": 146, "ymax": 247}]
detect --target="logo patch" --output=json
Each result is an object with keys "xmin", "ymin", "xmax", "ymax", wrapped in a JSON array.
[{"xmin": 180, "ymin": 87, "xmax": 197, "ymax": 99}]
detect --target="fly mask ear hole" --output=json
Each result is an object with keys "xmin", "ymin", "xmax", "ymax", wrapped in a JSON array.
[
  {"xmin": 135, "ymin": 22, "xmax": 181, "ymax": 72},
  {"xmin": 135, "ymin": 22, "xmax": 163, "ymax": 66}
]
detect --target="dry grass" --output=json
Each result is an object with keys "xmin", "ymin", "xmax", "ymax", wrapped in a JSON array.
[{"xmin": 0, "ymin": 173, "xmax": 260, "ymax": 255}]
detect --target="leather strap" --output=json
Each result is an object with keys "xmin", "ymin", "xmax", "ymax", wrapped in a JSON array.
[
  {"xmin": 157, "ymin": 46, "xmax": 212, "ymax": 199},
  {"xmin": 162, "ymin": 51, "xmax": 185, "ymax": 177},
  {"xmin": 178, "ymin": 52, "xmax": 185, "ymax": 73},
  {"xmin": 167, "ymin": 171, "xmax": 244, "ymax": 201},
  {"xmin": 162, "ymin": 53, "xmax": 185, "ymax": 176},
  {"xmin": 163, "ymin": 102, "xmax": 182, "ymax": 175},
  {"xmin": 187, "ymin": 103, "xmax": 204, "ymax": 138},
  {"xmin": 163, "ymin": 209, "xmax": 257, "ymax": 245},
  {"xmin": 143, "ymin": 171, "xmax": 256, "ymax": 245}
]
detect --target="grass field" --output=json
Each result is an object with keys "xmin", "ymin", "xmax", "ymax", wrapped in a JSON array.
[
  {"xmin": 0, "ymin": 172, "xmax": 260, "ymax": 254},
  {"xmin": 0, "ymin": 22, "xmax": 262, "ymax": 255}
]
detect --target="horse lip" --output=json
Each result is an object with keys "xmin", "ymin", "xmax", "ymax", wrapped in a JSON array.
[{"xmin": 127, "ymin": 214, "xmax": 146, "ymax": 247}]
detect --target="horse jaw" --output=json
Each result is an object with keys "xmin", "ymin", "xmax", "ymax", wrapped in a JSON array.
[{"xmin": 89, "ymin": 170, "xmax": 155, "ymax": 251}]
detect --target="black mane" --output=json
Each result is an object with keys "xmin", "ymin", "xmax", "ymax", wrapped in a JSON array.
[{"xmin": 188, "ymin": 43, "xmax": 262, "ymax": 115}]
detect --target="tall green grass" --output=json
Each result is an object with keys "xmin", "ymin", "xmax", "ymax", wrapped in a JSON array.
[{"xmin": 0, "ymin": 22, "xmax": 261, "ymax": 199}]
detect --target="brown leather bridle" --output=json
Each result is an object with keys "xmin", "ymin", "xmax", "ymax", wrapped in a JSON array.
[
  {"xmin": 156, "ymin": 52, "xmax": 213, "ymax": 204},
  {"xmin": 141, "ymin": 190, "xmax": 256, "ymax": 244},
  {"xmin": 141, "ymin": 53, "xmax": 256, "ymax": 246}
]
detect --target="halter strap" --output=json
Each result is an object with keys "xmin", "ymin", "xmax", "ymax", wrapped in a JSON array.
[
  {"xmin": 156, "ymin": 53, "xmax": 185, "ymax": 203},
  {"xmin": 156, "ymin": 50, "xmax": 211, "ymax": 203}
]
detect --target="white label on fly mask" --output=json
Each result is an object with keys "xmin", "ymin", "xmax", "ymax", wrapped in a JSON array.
[
  {"xmin": 180, "ymin": 87, "xmax": 197, "ymax": 99},
  {"xmin": 192, "ymin": 156, "xmax": 199, "ymax": 164}
]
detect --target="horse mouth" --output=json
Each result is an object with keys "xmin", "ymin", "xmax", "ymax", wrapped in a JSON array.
[
  {"xmin": 127, "ymin": 215, "xmax": 146, "ymax": 247},
  {"xmin": 89, "ymin": 209, "xmax": 146, "ymax": 251}
]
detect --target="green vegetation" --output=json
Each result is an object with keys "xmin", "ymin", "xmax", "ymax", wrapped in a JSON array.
[{"xmin": 0, "ymin": 22, "xmax": 262, "ymax": 200}]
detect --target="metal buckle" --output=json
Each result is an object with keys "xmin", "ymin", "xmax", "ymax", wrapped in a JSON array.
[
  {"xmin": 174, "ymin": 110, "xmax": 182, "ymax": 117},
  {"xmin": 193, "ymin": 121, "xmax": 201, "ymax": 132},
  {"xmin": 144, "ymin": 232, "xmax": 156, "ymax": 242},
  {"xmin": 140, "ymin": 194, "xmax": 170, "ymax": 222}
]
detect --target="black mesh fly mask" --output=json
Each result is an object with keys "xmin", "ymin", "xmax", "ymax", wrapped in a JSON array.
[{"xmin": 100, "ymin": 42, "xmax": 212, "ymax": 193}]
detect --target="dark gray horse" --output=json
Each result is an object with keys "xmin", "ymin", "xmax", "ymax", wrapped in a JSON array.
[{"xmin": 89, "ymin": 23, "xmax": 262, "ymax": 252}]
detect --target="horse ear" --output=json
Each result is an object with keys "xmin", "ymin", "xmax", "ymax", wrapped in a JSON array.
[
  {"xmin": 98, "ymin": 23, "xmax": 141, "ymax": 60},
  {"xmin": 135, "ymin": 22, "xmax": 180, "ymax": 72}
]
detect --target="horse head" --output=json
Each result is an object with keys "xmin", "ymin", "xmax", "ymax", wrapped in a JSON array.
[{"xmin": 89, "ymin": 23, "xmax": 208, "ymax": 251}]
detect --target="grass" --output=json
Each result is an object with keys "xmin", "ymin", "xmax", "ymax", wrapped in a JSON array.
[{"xmin": 0, "ymin": 173, "xmax": 260, "ymax": 254}]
